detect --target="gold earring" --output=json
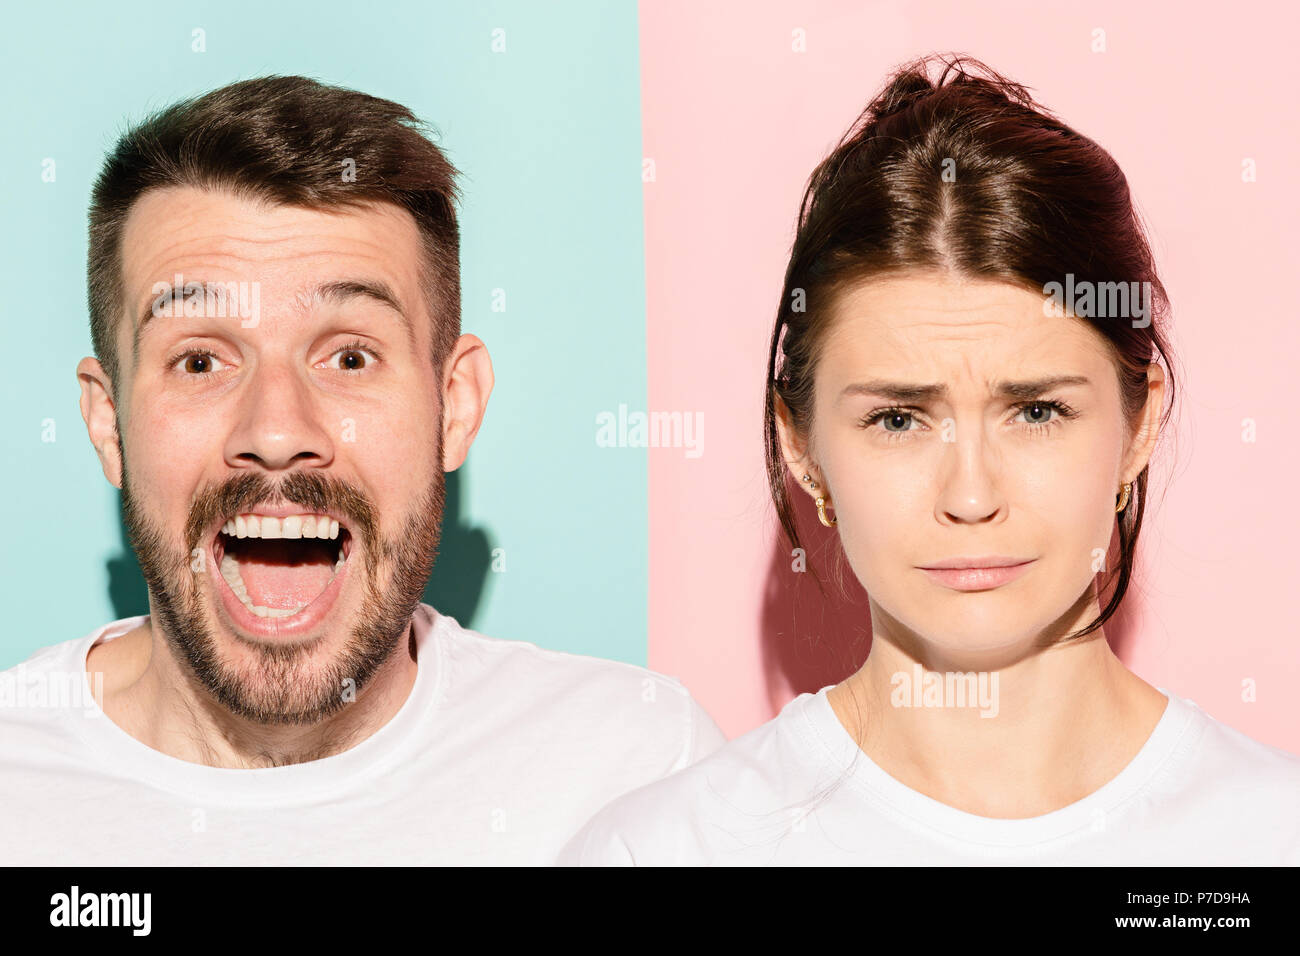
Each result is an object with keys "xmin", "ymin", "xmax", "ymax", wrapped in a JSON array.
[
  {"xmin": 816, "ymin": 496, "xmax": 836, "ymax": 527},
  {"xmin": 1115, "ymin": 481, "xmax": 1132, "ymax": 514}
]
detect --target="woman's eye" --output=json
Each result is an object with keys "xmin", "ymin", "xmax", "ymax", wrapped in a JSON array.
[
  {"xmin": 1016, "ymin": 402, "xmax": 1058, "ymax": 426},
  {"xmin": 859, "ymin": 408, "xmax": 920, "ymax": 437},
  {"xmin": 174, "ymin": 352, "xmax": 223, "ymax": 374},
  {"xmin": 878, "ymin": 411, "xmax": 915, "ymax": 432},
  {"xmin": 863, "ymin": 400, "xmax": 1072, "ymax": 437}
]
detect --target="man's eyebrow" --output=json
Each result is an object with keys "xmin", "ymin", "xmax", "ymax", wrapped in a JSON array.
[
  {"xmin": 838, "ymin": 375, "xmax": 1092, "ymax": 403},
  {"xmin": 134, "ymin": 282, "xmax": 219, "ymax": 364},
  {"xmin": 308, "ymin": 279, "xmax": 413, "ymax": 345},
  {"xmin": 134, "ymin": 277, "xmax": 415, "ymax": 348}
]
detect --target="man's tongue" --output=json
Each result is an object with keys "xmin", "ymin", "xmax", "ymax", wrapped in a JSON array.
[{"xmin": 236, "ymin": 541, "xmax": 336, "ymax": 609}]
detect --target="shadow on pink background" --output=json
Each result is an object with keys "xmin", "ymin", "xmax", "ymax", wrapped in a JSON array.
[{"xmin": 640, "ymin": 0, "xmax": 1300, "ymax": 749}]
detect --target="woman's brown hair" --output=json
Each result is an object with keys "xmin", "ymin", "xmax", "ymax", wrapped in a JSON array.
[{"xmin": 764, "ymin": 53, "xmax": 1179, "ymax": 643}]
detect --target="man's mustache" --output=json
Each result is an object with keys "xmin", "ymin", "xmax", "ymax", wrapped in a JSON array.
[{"xmin": 183, "ymin": 472, "xmax": 377, "ymax": 550}]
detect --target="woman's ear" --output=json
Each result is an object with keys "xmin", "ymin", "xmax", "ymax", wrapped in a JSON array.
[
  {"xmin": 775, "ymin": 391, "xmax": 823, "ymax": 499},
  {"xmin": 1120, "ymin": 362, "xmax": 1166, "ymax": 481}
]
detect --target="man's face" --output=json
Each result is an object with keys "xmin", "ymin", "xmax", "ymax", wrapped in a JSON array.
[{"xmin": 107, "ymin": 186, "xmax": 448, "ymax": 724}]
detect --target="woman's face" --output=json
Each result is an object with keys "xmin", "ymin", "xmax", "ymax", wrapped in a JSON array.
[{"xmin": 781, "ymin": 271, "xmax": 1162, "ymax": 659}]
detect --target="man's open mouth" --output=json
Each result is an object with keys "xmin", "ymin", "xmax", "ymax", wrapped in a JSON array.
[{"xmin": 211, "ymin": 513, "xmax": 353, "ymax": 620}]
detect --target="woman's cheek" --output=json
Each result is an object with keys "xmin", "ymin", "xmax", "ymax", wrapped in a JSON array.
[{"xmin": 835, "ymin": 487, "xmax": 902, "ymax": 588}]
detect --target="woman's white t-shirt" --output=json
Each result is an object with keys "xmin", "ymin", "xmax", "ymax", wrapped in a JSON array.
[{"xmin": 558, "ymin": 686, "xmax": 1300, "ymax": 865}]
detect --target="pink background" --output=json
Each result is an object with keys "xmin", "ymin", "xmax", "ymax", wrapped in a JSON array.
[{"xmin": 640, "ymin": 0, "xmax": 1300, "ymax": 750}]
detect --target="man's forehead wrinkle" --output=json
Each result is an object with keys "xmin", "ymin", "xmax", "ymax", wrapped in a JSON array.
[
  {"xmin": 121, "ymin": 193, "xmax": 426, "ymax": 355},
  {"xmin": 133, "ymin": 233, "xmax": 397, "ymax": 275},
  {"xmin": 129, "ymin": 242, "xmax": 407, "ymax": 317},
  {"xmin": 125, "ymin": 200, "xmax": 415, "ymax": 274}
]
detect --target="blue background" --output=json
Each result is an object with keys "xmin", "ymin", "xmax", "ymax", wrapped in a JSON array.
[{"xmin": 0, "ymin": 0, "xmax": 648, "ymax": 665}]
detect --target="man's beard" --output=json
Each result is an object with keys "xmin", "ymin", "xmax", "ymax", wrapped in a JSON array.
[{"xmin": 118, "ymin": 439, "xmax": 444, "ymax": 727}]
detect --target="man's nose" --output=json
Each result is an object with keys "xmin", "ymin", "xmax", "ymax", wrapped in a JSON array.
[{"xmin": 222, "ymin": 362, "xmax": 335, "ymax": 472}]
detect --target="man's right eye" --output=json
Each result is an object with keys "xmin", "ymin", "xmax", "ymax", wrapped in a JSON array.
[{"xmin": 170, "ymin": 351, "xmax": 225, "ymax": 374}]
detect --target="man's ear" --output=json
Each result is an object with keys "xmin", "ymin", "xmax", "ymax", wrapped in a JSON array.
[
  {"xmin": 441, "ymin": 334, "xmax": 494, "ymax": 472},
  {"xmin": 77, "ymin": 357, "xmax": 123, "ymax": 488},
  {"xmin": 774, "ymin": 390, "xmax": 823, "ymax": 500}
]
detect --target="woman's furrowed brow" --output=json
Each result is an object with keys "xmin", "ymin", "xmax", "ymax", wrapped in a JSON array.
[{"xmin": 838, "ymin": 375, "xmax": 1092, "ymax": 403}]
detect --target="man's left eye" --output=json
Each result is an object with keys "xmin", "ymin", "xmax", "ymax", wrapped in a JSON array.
[
  {"xmin": 174, "ymin": 351, "xmax": 224, "ymax": 374},
  {"xmin": 327, "ymin": 347, "xmax": 376, "ymax": 371}
]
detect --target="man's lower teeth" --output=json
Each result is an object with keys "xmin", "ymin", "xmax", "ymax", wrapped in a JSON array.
[
  {"xmin": 219, "ymin": 551, "xmax": 345, "ymax": 619},
  {"xmin": 251, "ymin": 604, "xmax": 304, "ymax": 618}
]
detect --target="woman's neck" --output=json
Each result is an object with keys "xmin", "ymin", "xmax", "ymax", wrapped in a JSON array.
[{"xmin": 827, "ymin": 625, "xmax": 1169, "ymax": 818}]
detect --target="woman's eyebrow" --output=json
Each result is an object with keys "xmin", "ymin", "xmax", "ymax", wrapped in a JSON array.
[{"xmin": 838, "ymin": 375, "xmax": 1092, "ymax": 403}]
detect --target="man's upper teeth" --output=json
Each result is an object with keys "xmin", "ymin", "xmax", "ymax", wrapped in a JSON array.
[{"xmin": 221, "ymin": 515, "xmax": 341, "ymax": 539}]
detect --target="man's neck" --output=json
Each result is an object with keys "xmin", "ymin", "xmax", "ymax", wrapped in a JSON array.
[{"xmin": 86, "ymin": 620, "xmax": 419, "ymax": 768}]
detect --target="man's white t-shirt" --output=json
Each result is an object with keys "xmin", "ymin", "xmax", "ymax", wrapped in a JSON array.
[
  {"xmin": 0, "ymin": 604, "xmax": 726, "ymax": 864},
  {"xmin": 559, "ymin": 685, "xmax": 1300, "ymax": 865}
]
